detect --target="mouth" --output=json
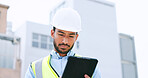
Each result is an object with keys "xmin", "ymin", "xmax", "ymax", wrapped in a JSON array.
[
  {"xmin": 58, "ymin": 43, "xmax": 70, "ymax": 51},
  {"xmin": 60, "ymin": 45, "xmax": 69, "ymax": 48},
  {"xmin": 59, "ymin": 43, "xmax": 70, "ymax": 47}
]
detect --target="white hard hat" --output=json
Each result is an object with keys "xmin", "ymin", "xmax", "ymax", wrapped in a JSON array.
[{"xmin": 51, "ymin": 8, "xmax": 82, "ymax": 32}]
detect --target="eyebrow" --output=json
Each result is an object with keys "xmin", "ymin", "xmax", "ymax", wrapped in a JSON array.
[
  {"xmin": 57, "ymin": 30, "xmax": 76, "ymax": 35},
  {"xmin": 57, "ymin": 30, "xmax": 65, "ymax": 34},
  {"xmin": 69, "ymin": 33, "xmax": 76, "ymax": 35}
]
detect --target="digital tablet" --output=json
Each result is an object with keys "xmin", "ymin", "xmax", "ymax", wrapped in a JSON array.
[{"xmin": 62, "ymin": 56, "xmax": 98, "ymax": 78}]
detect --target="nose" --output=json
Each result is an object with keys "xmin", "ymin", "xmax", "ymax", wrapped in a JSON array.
[{"xmin": 62, "ymin": 37, "xmax": 69, "ymax": 44}]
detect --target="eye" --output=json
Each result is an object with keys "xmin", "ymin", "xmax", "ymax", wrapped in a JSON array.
[
  {"xmin": 58, "ymin": 34, "xmax": 64, "ymax": 36},
  {"xmin": 69, "ymin": 36, "xmax": 74, "ymax": 38}
]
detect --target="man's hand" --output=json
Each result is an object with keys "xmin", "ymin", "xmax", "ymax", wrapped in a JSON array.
[{"xmin": 84, "ymin": 74, "xmax": 90, "ymax": 78}]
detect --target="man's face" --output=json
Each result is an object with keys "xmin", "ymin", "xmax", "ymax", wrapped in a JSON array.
[{"xmin": 51, "ymin": 28, "xmax": 78, "ymax": 55}]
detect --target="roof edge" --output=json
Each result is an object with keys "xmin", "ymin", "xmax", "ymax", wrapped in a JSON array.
[{"xmin": 0, "ymin": 4, "xmax": 9, "ymax": 9}]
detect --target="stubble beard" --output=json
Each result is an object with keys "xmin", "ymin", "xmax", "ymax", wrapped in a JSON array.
[{"xmin": 53, "ymin": 40, "xmax": 74, "ymax": 54}]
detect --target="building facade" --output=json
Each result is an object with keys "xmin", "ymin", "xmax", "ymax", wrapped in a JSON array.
[
  {"xmin": 119, "ymin": 33, "xmax": 138, "ymax": 78},
  {"xmin": 0, "ymin": 33, "xmax": 21, "ymax": 78},
  {"xmin": 50, "ymin": 0, "xmax": 122, "ymax": 78},
  {"xmin": 15, "ymin": 21, "xmax": 80, "ymax": 78},
  {"xmin": 0, "ymin": 3, "xmax": 21, "ymax": 78},
  {"xmin": 15, "ymin": 20, "xmax": 80, "ymax": 78},
  {"xmin": 7, "ymin": 22, "xmax": 14, "ymax": 35},
  {"xmin": 0, "ymin": 4, "xmax": 9, "ymax": 34},
  {"xmin": 73, "ymin": 0, "xmax": 122, "ymax": 78},
  {"xmin": 11, "ymin": 0, "xmax": 138, "ymax": 78}
]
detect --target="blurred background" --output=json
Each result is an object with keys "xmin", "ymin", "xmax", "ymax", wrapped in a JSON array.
[{"xmin": 0, "ymin": 0, "xmax": 147, "ymax": 78}]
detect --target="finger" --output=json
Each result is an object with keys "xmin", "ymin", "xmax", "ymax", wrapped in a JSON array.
[{"xmin": 84, "ymin": 74, "xmax": 90, "ymax": 78}]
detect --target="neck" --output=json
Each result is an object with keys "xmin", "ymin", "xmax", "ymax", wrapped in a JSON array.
[
  {"xmin": 59, "ymin": 53, "xmax": 67, "ymax": 57},
  {"xmin": 54, "ymin": 49, "xmax": 67, "ymax": 57}
]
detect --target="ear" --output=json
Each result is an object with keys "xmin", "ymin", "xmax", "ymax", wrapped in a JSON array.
[{"xmin": 51, "ymin": 29, "xmax": 54, "ymax": 38}]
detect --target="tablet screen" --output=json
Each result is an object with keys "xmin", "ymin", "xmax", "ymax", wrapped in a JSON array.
[{"xmin": 62, "ymin": 56, "xmax": 98, "ymax": 78}]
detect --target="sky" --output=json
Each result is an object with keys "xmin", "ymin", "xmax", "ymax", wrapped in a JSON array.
[
  {"xmin": 0, "ymin": 0, "xmax": 148, "ymax": 78},
  {"xmin": 0, "ymin": 0, "xmax": 63, "ymax": 30}
]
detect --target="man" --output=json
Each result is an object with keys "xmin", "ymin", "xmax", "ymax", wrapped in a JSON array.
[{"xmin": 25, "ymin": 8, "xmax": 101, "ymax": 78}]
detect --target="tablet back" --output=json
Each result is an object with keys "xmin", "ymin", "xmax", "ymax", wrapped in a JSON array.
[{"xmin": 62, "ymin": 56, "xmax": 98, "ymax": 78}]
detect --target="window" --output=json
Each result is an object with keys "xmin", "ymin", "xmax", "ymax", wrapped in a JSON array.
[
  {"xmin": 33, "ymin": 33, "xmax": 39, "ymax": 40},
  {"xmin": 0, "ymin": 40, "xmax": 14, "ymax": 69},
  {"xmin": 40, "ymin": 35, "xmax": 47, "ymax": 49},
  {"xmin": 120, "ymin": 38, "xmax": 135, "ymax": 62},
  {"xmin": 122, "ymin": 63, "xmax": 137, "ymax": 78},
  {"xmin": 41, "ymin": 35, "xmax": 47, "ymax": 42},
  {"xmin": 48, "ymin": 36, "xmax": 53, "ymax": 50},
  {"xmin": 32, "ymin": 33, "xmax": 39, "ymax": 48},
  {"xmin": 32, "ymin": 33, "xmax": 53, "ymax": 50},
  {"xmin": 41, "ymin": 43, "xmax": 47, "ymax": 49},
  {"xmin": 32, "ymin": 41, "xmax": 39, "ymax": 48},
  {"xmin": 119, "ymin": 34, "xmax": 138, "ymax": 78}
]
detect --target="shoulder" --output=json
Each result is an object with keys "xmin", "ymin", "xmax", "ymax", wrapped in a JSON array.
[
  {"xmin": 31, "ymin": 55, "xmax": 50, "ymax": 64},
  {"xmin": 30, "ymin": 55, "xmax": 50, "ymax": 69},
  {"xmin": 25, "ymin": 64, "xmax": 35, "ymax": 78}
]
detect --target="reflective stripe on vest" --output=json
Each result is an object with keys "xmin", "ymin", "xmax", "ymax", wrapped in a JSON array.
[
  {"xmin": 31, "ymin": 54, "xmax": 93, "ymax": 78},
  {"xmin": 42, "ymin": 55, "xmax": 59, "ymax": 78},
  {"xmin": 34, "ymin": 59, "xmax": 43, "ymax": 78},
  {"xmin": 32, "ymin": 55, "xmax": 59, "ymax": 78}
]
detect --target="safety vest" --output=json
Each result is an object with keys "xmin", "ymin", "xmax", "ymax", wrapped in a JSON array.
[{"xmin": 31, "ymin": 54, "xmax": 82, "ymax": 78}]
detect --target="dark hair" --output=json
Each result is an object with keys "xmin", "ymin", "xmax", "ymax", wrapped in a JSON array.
[
  {"xmin": 53, "ymin": 26, "xmax": 56, "ymax": 32},
  {"xmin": 53, "ymin": 26, "xmax": 78, "ymax": 34}
]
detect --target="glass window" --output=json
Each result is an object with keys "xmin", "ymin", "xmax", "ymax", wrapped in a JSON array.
[
  {"xmin": 5, "ymin": 56, "xmax": 13, "ymax": 68},
  {"xmin": 0, "ymin": 40, "xmax": 14, "ymax": 69},
  {"xmin": 32, "ymin": 33, "xmax": 53, "ymax": 50},
  {"xmin": 120, "ymin": 34, "xmax": 138, "ymax": 78},
  {"xmin": 32, "ymin": 41, "xmax": 39, "ymax": 48},
  {"xmin": 120, "ymin": 38, "xmax": 135, "ymax": 62},
  {"xmin": 33, "ymin": 33, "xmax": 39, "ymax": 40},
  {"xmin": 0, "ymin": 56, "xmax": 4, "ymax": 68},
  {"xmin": 122, "ymin": 63, "xmax": 137, "ymax": 78},
  {"xmin": 41, "ymin": 35, "xmax": 47, "ymax": 43},
  {"xmin": 41, "ymin": 43, "xmax": 47, "ymax": 49}
]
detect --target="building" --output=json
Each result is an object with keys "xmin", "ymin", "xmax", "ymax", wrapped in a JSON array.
[
  {"xmin": 15, "ymin": 0, "xmax": 123, "ymax": 78},
  {"xmin": 0, "ymin": 3, "xmax": 21, "ymax": 78},
  {"xmin": 0, "ymin": 33, "xmax": 21, "ymax": 78},
  {"xmin": 15, "ymin": 21, "xmax": 51, "ymax": 78},
  {"xmin": 13, "ymin": 0, "xmax": 138, "ymax": 78},
  {"xmin": 50, "ymin": 0, "xmax": 122, "ymax": 78},
  {"xmin": 73, "ymin": 0, "xmax": 122, "ymax": 78},
  {"xmin": 7, "ymin": 22, "xmax": 14, "ymax": 35},
  {"xmin": 15, "ymin": 21, "xmax": 80, "ymax": 78},
  {"xmin": 119, "ymin": 33, "xmax": 138, "ymax": 78},
  {"xmin": 0, "ymin": 4, "xmax": 9, "ymax": 34}
]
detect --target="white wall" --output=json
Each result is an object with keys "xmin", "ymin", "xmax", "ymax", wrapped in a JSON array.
[
  {"xmin": 72, "ymin": 0, "xmax": 122, "ymax": 78},
  {"xmin": 15, "ymin": 22, "xmax": 27, "ymax": 78},
  {"xmin": 15, "ymin": 21, "xmax": 52, "ymax": 78},
  {"xmin": 15, "ymin": 0, "xmax": 123, "ymax": 77}
]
